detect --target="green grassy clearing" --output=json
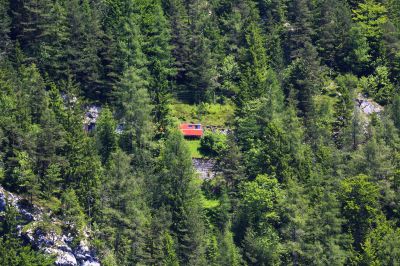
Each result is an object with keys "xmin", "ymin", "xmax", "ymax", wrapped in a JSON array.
[
  {"xmin": 170, "ymin": 101, "xmax": 235, "ymax": 127},
  {"xmin": 185, "ymin": 139, "xmax": 202, "ymax": 158}
]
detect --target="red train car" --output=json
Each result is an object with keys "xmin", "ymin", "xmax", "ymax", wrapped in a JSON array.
[{"xmin": 180, "ymin": 123, "xmax": 204, "ymax": 138}]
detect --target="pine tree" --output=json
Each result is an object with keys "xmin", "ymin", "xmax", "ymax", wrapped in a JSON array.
[
  {"xmin": 163, "ymin": 231, "xmax": 179, "ymax": 266},
  {"xmin": 215, "ymin": 135, "xmax": 245, "ymax": 203},
  {"xmin": 115, "ymin": 67, "xmax": 153, "ymax": 170},
  {"xmin": 165, "ymin": 0, "xmax": 218, "ymax": 103},
  {"xmin": 61, "ymin": 188, "xmax": 86, "ymax": 236},
  {"xmin": 19, "ymin": 64, "xmax": 47, "ymax": 124},
  {"xmin": 339, "ymin": 175, "xmax": 381, "ymax": 251},
  {"xmin": 303, "ymin": 182, "xmax": 350, "ymax": 265},
  {"xmin": 10, "ymin": 0, "xmax": 53, "ymax": 62},
  {"xmin": 155, "ymin": 131, "xmax": 206, "ymax": 264},
  {"xmin": 35, "ymin": 100, "xmax": 65, "ymax": 179},
  {"xmin": 285, "ymin": 0, "xmax": 314, "ymax": 62},
  {"xmin": 0, "ymin": 0, "xmax": 11, "ymax": 60},
  {"xmin": 217, "ymin": 225, "xmax": 242, "ymax": 266},
  {"xmin": 280, "ymin": 178, "xmax": 310, "ymax": 265},
  {"xmin": 95, "ymin": 107, "xmax": 117, "ymax": 164},
  {"xmin": 391, "ymin": 94, "xmax": 400, "ymax": 130},
  {"xmin": 238, "ymin": 18, "xmax": 281, "ymax": 106},
  {"xmin": 11, "ymin": 151, "xmax": 39, "ymax": 203},
  {"xmin": 163, "ymin": 0, "xmax": 191, "ymax": 98},
  {"xmin": 136, "ymin": 0, "xmax": 175, "ymax": 134},
  {"xmin": 362, "ymin": 218, "xmax": 400, "ymax": 265},
  {"xmin": 41, "ymin": 163, "xmax": 62, "ymax": 199},
  {"xmin": 100, "ymin": 150, "xmax": 152, "ymax": 265},
  {"xmin": 332, "ymin": 74, "xmax": 358, "ymax": 148},
  {"xmin": 38, "ymin": 0, "xmax": 69, "ymax": 82},
  {"xmin": 236, "ymin": 175, "xmax": 283, "ymax": 265},
  {"xmin": 314, "ymin": 0, "xmax": 353, "ymax": 70},
  {"xmin": 65, "ymin": 0, "xmax": 104, "ymax": 100}
]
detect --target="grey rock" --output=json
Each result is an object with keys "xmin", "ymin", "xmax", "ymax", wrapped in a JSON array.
[
  {"xmin": 192, "ymin": 158, "xmax": 216, "ymax": 180},
  {"xmin": 0, "ymin": 186, "xmax": 101, "ymax": 266},
  {"xmin": 0, "ymin": 193, "xmax": 5, "ymax": 212},
  {"xmin": 355, "ymin": 94, "xmax": 383, "ymax": 115},
  {"xmin": 46, "ymin": 248, "xmax": 78, "ymax": 266}
]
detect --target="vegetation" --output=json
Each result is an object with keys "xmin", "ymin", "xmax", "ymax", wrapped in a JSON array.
[
  {"xmin": 0, "ymin": 0, "xmax": 400, "ymax": 265},
  {"xmin": 170, "ymin": 101, "xmax": 235, "ymax": 127},
  {"xmin": 186, "ymin": 139, "xmax": 203, "ymax": 159}
]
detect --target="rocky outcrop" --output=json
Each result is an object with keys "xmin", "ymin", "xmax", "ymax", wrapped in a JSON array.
[
  {"xmin": 355, "ymin": 94, "xmax": 383, "ymax": 115},
  {"xmin": 0, "ymin": 186, "xmax": 100, "ymax": 266},
  {"xmin": 193, "ymin": 158, "xmax": 216, "ymax": 180},
  {"xmin": 203, "ymin": 125, "xmax": 232, "ymax": 135},
  {"xmin": 84, "ymin": 105, "xmax": 101, "ymax": 132}
]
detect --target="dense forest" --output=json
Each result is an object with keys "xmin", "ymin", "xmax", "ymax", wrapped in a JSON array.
[{"xmin": 1, "ymin": 0, "xmax": 400, "ymax": 265}]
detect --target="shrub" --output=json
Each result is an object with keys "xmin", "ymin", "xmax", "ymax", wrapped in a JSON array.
[{"xmin": 200, "ymin": 131, "xmax": 227, "ymax": 157}]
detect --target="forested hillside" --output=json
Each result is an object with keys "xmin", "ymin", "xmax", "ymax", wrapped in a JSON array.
[{"xmin": 1, "ymin": 0, "xmax": 400, "ymax": 265}]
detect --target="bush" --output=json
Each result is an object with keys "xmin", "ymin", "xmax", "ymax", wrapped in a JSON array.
[{"xmin": 200, "ymin": 131, "xmax": 227, "ymax": 157}]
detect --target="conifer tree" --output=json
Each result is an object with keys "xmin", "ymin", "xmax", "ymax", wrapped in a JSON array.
[
  {"xmin": 11, "ymin": 151, "xmax": 38, "ymax": 202},
  {"xmin": 0, "ymin": 0, "xmax": 11, "ymax": 60},
  {"xmin": 19, "ymin": 64, "xmax": 47, "ymax": 124},
  {"xmin": 303, "ymin": 184, "xmax": 350, "ymax": 265},
  {"xmin": 285, "ymin": 0, "xmax": 314, "ymax": 62},
  {"xmin": 100, "ymin": 150, "xmax": 152, "ymax": 265},
  {"xmin": 280, "ymin": 178, "xmax": 310, "ymax": 265},
  {"xmin": 95, "ymin": 107, "xmax": 117, "ymax": 164},
  {"xmin": 314, "ymin": 0, "xmax": 353, "ymax": 70},
  {"xmin": 38, "ymin": 0, "xmax": 69, "ymax": 81},
  {"xmin": 163, "ymin": 231, "xmax": 179, "ymax": 266},
  {"xmin": 10, "ymin": 0, "xmax": 53, "ymax": 62},
  {"xmin": 35, "ymin": 94, "xmax": 66, "ymax": 179},
  {"xmin": 61, "ymin": 188, "xmax": 86, "ymax": 236},
  {"xmin": 237, "ymin": 175, "xmax": 283, "ymax": 265},
  {"xmin": 339, "ymin": 175, "xmax": 381, "ymax": 251},
  {"xmin": 65, "ymin": 0, "xmax": 104, "ymax": 100},
  {"xmin": 42, "ymin": 163, "xmax": 62, "ymax": 199},
  {"xmin": 136, "ymin": 0, "xmax": 175, "ymax": 133},
  {"xmin": 391, "ymin": 94, "xmax": 400, "ymax": 130},
  {"xmin": 155, "ymin": 131, "xmax": 206, "ymax": 264},
  {"xmin": 115, "ymin": 67, "xmax": 153, "ymax": 170}
]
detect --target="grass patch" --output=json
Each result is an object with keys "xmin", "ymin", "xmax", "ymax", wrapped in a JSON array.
[
  {"xmin": 202, "ymin": 198, "xmax": 220, "ymax": 209},
  {"xmin": 200, "ymin": 193, "xmax": 220, "ymax": 209},
  {"xmin": 185, "ymin": 139, "xmax": 202, "ymax": 158},
  {"xmin": 170, "ymin": 101, "xmax": 235, "ymax": 127}
]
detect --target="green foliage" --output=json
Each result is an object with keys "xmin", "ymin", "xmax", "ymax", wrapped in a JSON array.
[
  {"xmin": 11, "ymin": 151, "xmax": 38, "ymax": 202},
  {"xmin": 0, "ymin": 0, "xmax": 11, "ymax": 59},
  {"xmin": 163, "ymin": 231, "xmax": 179, "ymax": 266},
  {"xmin": 340, "ymin": 175, "xmax": 381, "ymax": 250},
  {"xmin": 0, "ymin": 203, "xmax": 55, "ymax": 266},
  {"xmin": 344, "ymin": 26, "xmax": 372, "ymax": 74},
  {"xmin": 235, "ymin": 175, "xmax": 283, "ymax": 265},
  {"xmin": 240, "ymin": 175, "xmax": 282, "ymax": 228},
  {"xmin": 2, "ymin": 0, "xmax": 400, "ymax": 264},
  {"xmin": 99, "ymin": 150, "xmax": 151, "ymax": 264},
  {"xmin": 170, "ymin": 101, "xmax": 235, "ymax": 127},
  {"xmin": 185, "ymin": 139, "xmax": 202, "ymax": 159},
  {"xmin": 363, "ymin": 66, "xmax": 396, "ymax": 104},
  {"xmin": 200, "ymin": 131, "xmax": 227, "ymax": 157},
  {"xmin": 61, "ymin": 188, "xmax": 86, "ymax": 236},
  {"xmin": 42, "ymin": 163, "xmax": 62, "ymax": 199},
  {"xmin": 95, "ymin": 107, "xmax": 117, "ymax": 164},
  {"xmin": 362, "ymin": 218, "xmax": 400, "ymax": 265},
  {"xmin": 353, "ymin": 0, "xmax": 388, "ymax": 56},
  {"xmin": 155, "ymin": 130, "xmax": 206, "ymax": 264}
]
